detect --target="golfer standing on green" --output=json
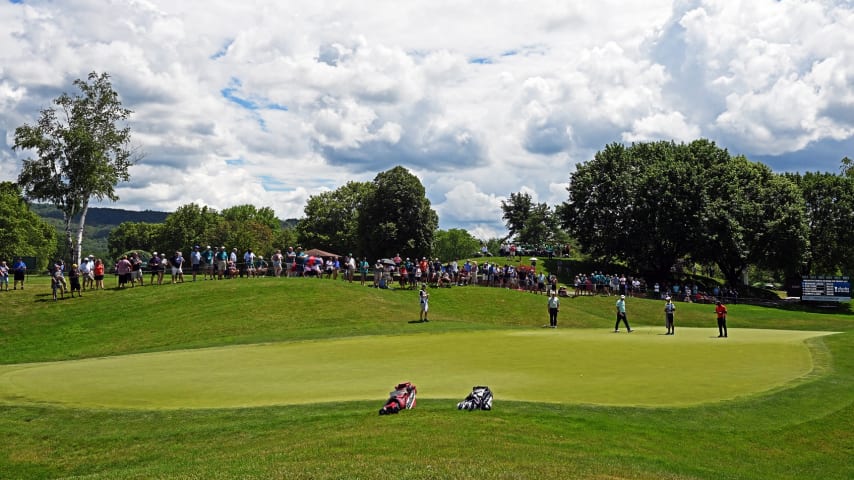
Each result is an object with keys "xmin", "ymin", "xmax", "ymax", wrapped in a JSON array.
[
  {"xmin": 614, "ymin": 294, "xmax": 632, "ymax": 332},
  {"xmin": 547, "ymin": 290, "xmax": 560, "ymax": 328},
  {"xmin": 419, "ymin": 285, "xmax": 429, "ymax": 322},
  {"xmin": 715, "ymin": 300, "xmax": 728, "ymax": 337},
  {"xmin": 664, "ymin": 296, "xmax": 676, "ymax": 335}
]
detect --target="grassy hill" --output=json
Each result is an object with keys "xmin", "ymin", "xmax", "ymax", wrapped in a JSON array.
[{"xmin": 0, "ymin": 278, "xmax": 852, "ymax": 479}]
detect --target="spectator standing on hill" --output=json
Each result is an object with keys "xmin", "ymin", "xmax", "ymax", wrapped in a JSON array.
[
  {"xmin": 664, "ymin": 296, "xmax": 676, "ymax": 335},
  {"xmin": 325, "ymin": 257, "xmax": 334, "ymax": 279},
  {"xmin": 51, "ymin": 266, "xmax": 64, "ymax": 300},
  {"xmin": 547, "ymin": 290, "xmax": 560, "ymax": 328},
  {"xmin": 68, "ymin": 263, "xmax": 82, "ymax": 297},
  {"xmin": 85, "ymin": 255, "xmax": 96, "ymax": 290},
  {"xmin": 215, "ymin": 247, "xmax": 228, "ymax": 280},
  {"xmin": 79, "ymin": 255, "xmax": 92, "ymax": 290},
  {"xmin": 256, "ymin": 256, "xmax": 269, "ymax": 276},
  {"xmin": 202, "ymin": 246, "xmax": 215, "ymax": 280},
  {"xmin": 130, "ymin": 252, "xmax": 144, "ymax": 286},
  {"xmin": 286, "ymin": 247, "xmax": 296, "ymax": 277},
  {"xmin": 93, "ymin": 258, "xmax": 105, "ymax": 289},
  {"xmin": 149, "ymin": 252, "xmax": 161, "ymax": 285},
  {"xmin": 0, "ymin": 260, "xmax": 8, "ymax": 291},
  {"xmin": 614, "ymin": 295, "xmax": 633, "ymax": 332},
  {"xmin": 272, "ymin": 249, "xmax": 283, "ymax": 277},
  {"xmin": 116, "ymin": 255, "xmax": 132, "ymax": 288},
  {"xmin": 359, "ymin": 257, "xmax": 369, "ymax": 286},
  {"xmin": 12, "ymin": 257, "xmax": 27, "ymax": 290},
  {"xmin": 295, "ymin": 247, "xmax": 306, "ymax": 276},
  {"xmin": 229, "ymin": 248, "xmax": 238, "ymax": 270},
  {"xmin": 243, "ymin": 248, "xmax": 257, "ymax": 277},
  {"xmin": 171, "ymin": 251, "xmax": 185, "ymax": 283},
  {"xmin": 190, "ymin": 246, "xmax": 202, "ymax": 282},
  {"xmin": 244, "ymin": 249, "xmax": 256, "ymax": 278},
  {"xmin": 49, "ymin": 259, "xmax": 68, "ymax": 292},
  {"xmin": 715, "ymin": 301, "xmax": 728, "ymax": 338},
  {"xmin": 419, "ymin": 284, "xmax": 429, "ymax": 322},
  {"xmin": 346, "ymin": 254, "xmax": 356, "ymax": 282}
]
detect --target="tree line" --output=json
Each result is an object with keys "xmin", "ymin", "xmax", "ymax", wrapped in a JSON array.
[
  {"xmin": 106, "ymin": 165, "xmax": 442, "ymax": 262},
  {"xmin": 6, "ymin": 73, "xmax": 852, "ymax": 284},
  {"xmin": 500, "ymin": 140, "xmax": 853, "ymax": 286}
]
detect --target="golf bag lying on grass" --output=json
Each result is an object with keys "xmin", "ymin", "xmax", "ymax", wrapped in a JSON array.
[
  {"xmin": 457, "ymin": 385, "xmax": 493, "ymax": 411},
  {"xmin": 378, "ymin": 382, "xmax": 417, "ymax": 415}
]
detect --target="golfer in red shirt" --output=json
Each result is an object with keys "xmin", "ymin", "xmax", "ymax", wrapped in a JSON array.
[{"xmin": 715, "ymin": 301, "xmax": 728, "ymax": 338}]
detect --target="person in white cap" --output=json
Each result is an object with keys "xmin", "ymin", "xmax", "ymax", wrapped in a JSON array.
[
  {"xmin": 614, "ymin": 294, "xmax": 632, "ymax": 332},
  {"xmin": 664, "ymin": 296, "xmax": 676, "ymax": 335},
  {"xmin": 80, "ymin": 255, "xmax": 95, "ymax": 290}
]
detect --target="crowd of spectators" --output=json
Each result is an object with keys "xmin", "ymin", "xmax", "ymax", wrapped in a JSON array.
[
  {"xmin": 572, "ymin": 272, "xmax": 643, "ymax": 297},
  {"xmin": 3, "ymin": 244, "xmax": 742, "ymax": 305}
]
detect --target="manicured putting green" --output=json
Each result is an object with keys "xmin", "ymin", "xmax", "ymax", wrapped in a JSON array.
[{"xmin": 0, "ymin": 328, "xmax": 834, "ymax": 409}]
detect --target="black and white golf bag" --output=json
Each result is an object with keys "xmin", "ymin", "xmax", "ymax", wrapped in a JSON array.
[{"xmin": 457, "ymin": 385, "xmax": 493, "ymax": 411}]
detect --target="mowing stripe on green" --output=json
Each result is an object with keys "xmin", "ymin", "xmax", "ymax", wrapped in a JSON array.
[{"xmin": 0, "ymin": 328, "xmax": 835, "ymax": 410}]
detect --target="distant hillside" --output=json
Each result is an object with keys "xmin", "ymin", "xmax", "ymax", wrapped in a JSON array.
[
  {"xmin": 30, "ymin": 204, "xmax": 169, "ymax": 225},
  {"xmin": 31, "ymin": 204, "xmax": 170, "ymax": 259},
  {"xmin": 30, "ymin": 204, "xmax": 298, "ymax": 259}
]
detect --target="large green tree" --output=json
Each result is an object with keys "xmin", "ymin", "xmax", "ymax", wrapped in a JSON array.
[
  {"xmin": 157, "ymin": 203, "xmax": 221, "ymax": 254},
  {"xmin": 561, "ymin": 142, "xmax": 636, "ymax": 265},
  {"xmin": 433, "ymin": 228, "xmax": 481, "ymax": 262},
  {"xmin": 500, "ymin": 192, "xmax": 534, "ymax": 241},
  {"xmin": 296, "ymin": 181, "xmax": 373, "ymax": 255},
  {"xmin": 562, "ymin": 140, "xmax": 807, "ymax": 285},
  {"xmin": 107, "ymin": 221, "xmax": 162, "ymax": 260},
  {"xmin": 700, "ymin": 156, "xmax": 808, "ymax": 286},
  {"xmin": 501, "ymin": 192, "xmax": 559, "ymax": 247},
  {"xmin": 0, "ymin": 182, "xmax": 57, "ymax": 271},
  {"xmin": 13, "ymin": 72, "xmax": 137, "ymax": 265},
  {"xmin": 788, "ymin": 171, "xmax": 854, "ymax": 275},
  {"xmin": 358, "ymin": 166, "xmax": 438, "ymax": 260},
  {"xmin": 216, "ymin": 204, "xmax": 279, "ymax": 257}
]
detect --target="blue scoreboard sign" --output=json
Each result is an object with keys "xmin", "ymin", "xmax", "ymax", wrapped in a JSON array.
[{"xmin": 801, "ymin": 276, "xmax": 851, "ymax": 302}]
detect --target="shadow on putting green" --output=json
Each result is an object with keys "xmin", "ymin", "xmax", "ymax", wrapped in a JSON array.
[{"xmin": 0, "ymin": 328, "xmax": 836, "ymax": 410}]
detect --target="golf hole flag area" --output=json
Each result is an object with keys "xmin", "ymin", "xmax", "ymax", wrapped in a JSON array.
[{"xmin": 0, "ymin": 328, "xmax": 835, "ymax": 410}]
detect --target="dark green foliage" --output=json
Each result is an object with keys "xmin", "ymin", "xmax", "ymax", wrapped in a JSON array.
[
  {"xmin": 107, "ymin": 222, "xmax": 163, "ymax": 260},
  {"xmin": 501, "ymin": 191, "xmax": 558, "ymax": 246},
  {"xmin": 788, "ymin": 171, "xmax": 854, "ymax": 275},
  {"xmin": 157, "ymin": 203, "xmax": 222, "ymax": 254},
  {"xmin": 562, "ymin": 140, "xmax": 809, "ymax": 285},
  {"xmin": 433, "ymin": 228, "xmax": 481, "ymax": 261},
  {"xmin": 0, "ymin": 182, "xmax": 56, "ymax": 270},
  {"xmin": 296, "ymin": 181, "xmax": 373, "ymax": 255},
  {"xmin": 358, "ymin": 166, "xmax": 438, "ymax": 260}
]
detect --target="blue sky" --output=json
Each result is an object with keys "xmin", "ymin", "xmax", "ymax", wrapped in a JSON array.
[{"xmin": 1, "ymin": 0, "xmax": 852, "ymax": 239}]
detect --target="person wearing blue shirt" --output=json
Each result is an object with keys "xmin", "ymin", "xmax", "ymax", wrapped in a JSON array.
[
  {"xmin": 12, "ymin": 257, "xmax": 27, "ymax": 290},
  {"xmin": 614, "ymin": 295, "xmax": 633, "ymax": 332},
  {"xmin": 202, "ymin": 246, "xmax": 215, "ymax": 280}
]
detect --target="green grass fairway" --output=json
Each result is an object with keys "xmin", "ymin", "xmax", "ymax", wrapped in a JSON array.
[{"xmin": 0, "ymin": 328, "xmax": 833, "ymax": 409}]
